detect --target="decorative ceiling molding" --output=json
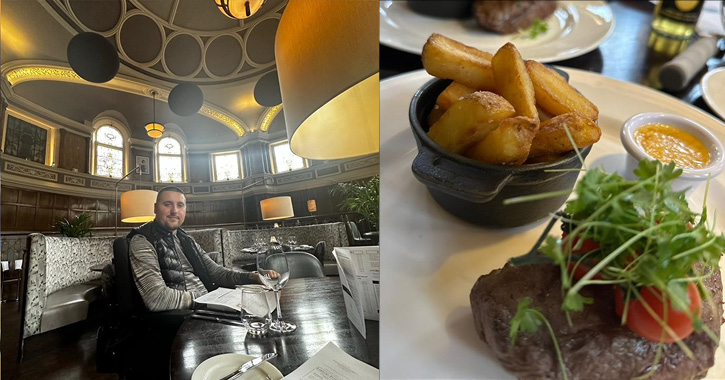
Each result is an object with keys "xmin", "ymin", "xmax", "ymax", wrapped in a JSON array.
[
  {"xmin": 258, "ymin": 105, "xmax": 282, "ymax": 132},
  {"xmin": 51, "ymin": 0, "xmax": 285, "ymax": 84},
  {"xmin": 2, "ymin": 62, "xmax": 248, "ymax": 136}
]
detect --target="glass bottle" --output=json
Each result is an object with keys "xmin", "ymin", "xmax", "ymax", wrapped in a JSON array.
[{"xmin": 648, "ymin": 0, "xmax": 705, "ymax": 57}]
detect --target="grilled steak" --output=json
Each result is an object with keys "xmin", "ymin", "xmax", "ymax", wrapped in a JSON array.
[
  {"xmin": 472, "ymin": 0, "xmax": 557, "ymax": 34},
  {"xmin": 470, "ymin": 263, "xmax": 722, "ymax": 380}
]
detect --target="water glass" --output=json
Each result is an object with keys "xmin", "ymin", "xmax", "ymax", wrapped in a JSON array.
[{"xmin": 239, "ymin": 285, "xmax": 271, "ymax": 336}]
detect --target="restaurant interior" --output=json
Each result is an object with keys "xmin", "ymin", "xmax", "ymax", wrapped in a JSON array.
[{"xmin": 1, "ymin": 0, "xmax": 379, "ymax": 379}]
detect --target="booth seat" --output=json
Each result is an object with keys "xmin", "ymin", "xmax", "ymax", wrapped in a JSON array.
[
  {"xmin": 221, "ymin": 222, "xmax": 349, "ymax": 275},
  {"xmin": 186, "ymin": 228, "xmax": 224, "ymax": 265},
  {"xmin": 23, "ymin": 234, "xmax": 115, "ymax": 339}
]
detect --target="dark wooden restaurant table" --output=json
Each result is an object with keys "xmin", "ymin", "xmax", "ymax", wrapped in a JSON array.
[
  {"xmin": 169, "ymin": 277, "xmax": 379, "ymax": 379},
  {"xmin": 381, "ymin": 0, "xmax": 725, "ymax": 118}
]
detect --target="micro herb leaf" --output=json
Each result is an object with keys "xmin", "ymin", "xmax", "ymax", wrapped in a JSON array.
[
  {"xmin": 562, "ymin": 292, "xmax": 594, "ymax": 312},
  {"xmin": 509, "ymin": 297, "xmax": 570, "ymax": 380},
  {"xmin": 539, "ymin": 236, "xmax": 565, "ymax": 265},
  {"xmin": 509, "ymin": 297, "xmax": 542, "ymax": 345},
  {"xmin": 526, "ymin": 19, "xmax": 549, "ymax": 39}
]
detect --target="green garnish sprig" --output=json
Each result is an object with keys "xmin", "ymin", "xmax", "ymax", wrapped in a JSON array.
[
  {"xmin": 517, "ymin": 19, "xmax": 549, "ymax": 39},
  {"xmin": 510, "ymin": 297, "xmax": 569, "ymax": 380},
  {"xmin": 546, "ymin": 160, "xmax": 725, "ymax": 314}
]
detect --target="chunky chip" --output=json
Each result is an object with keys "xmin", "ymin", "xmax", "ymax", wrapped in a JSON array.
[{"xmin": 422, "ymin": 33, "xmax": 496, "ymax": 90}]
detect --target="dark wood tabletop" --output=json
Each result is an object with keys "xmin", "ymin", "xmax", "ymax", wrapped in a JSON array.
[
  {"xmin": 381, "ymin": 0, "xmax": 725, "ymax": 117},
  {"xmin": 169, "ymin": 277, "xmax": 379, "ymax": 379}
]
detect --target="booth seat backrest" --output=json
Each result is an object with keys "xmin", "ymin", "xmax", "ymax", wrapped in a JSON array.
[
  {"xmin": 186, "ymin": 228, "xmax": 223, "ymax": 264},
  {"xmin": 23, "ymin": 233, "xmax": 115, "ymax": 338},
  {"xmin": 221, "ymin": 222, "xmax": 349, "ymax": 268}
]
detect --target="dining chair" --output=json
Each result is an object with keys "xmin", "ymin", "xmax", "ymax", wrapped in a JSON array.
[
  {"xmin": 313, "ymin": 241, "xmax": 326, "ymax": 264},
  {"xmin": 346, "ymin": 220, "xmax": 373, "ymax": 246},
  {"xmin": 270, "ymin": 251, "xmax": 325, "ymax": 279}
]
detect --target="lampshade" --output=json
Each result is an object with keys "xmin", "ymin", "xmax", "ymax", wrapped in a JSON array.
[
  {"xmin": 146, "ymin": 91, "xmax": 165, "ymax": 139},
  {"xmin": 145, "ymin": 122, "xmax": 164, "ymax": 138},
  {"xmin": 275, "ymin": 0, "xmax": 379, "ymax": 160},
  {"xmin": 120, "ymin": 190, "xmax": 157, "ymax": 223},
  {"xmin": 215, "ymin": 0, "xmax": 265, "ymax": 19},
  {"xmin": 260, "ymin": 196, "xmax": 294, "ymax": 221}
]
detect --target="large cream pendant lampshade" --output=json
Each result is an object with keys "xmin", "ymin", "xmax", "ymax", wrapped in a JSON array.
[
  {"xmin": 260, "ymin": 196, "xmax": 294, "ymax": 221},
  {"xmin": 275, "ymin": 0, "xmax": 379, "ymax": 160},
  {"xmin": 120, "ymin": 190, "xmax": 157, "ymax": 223}
]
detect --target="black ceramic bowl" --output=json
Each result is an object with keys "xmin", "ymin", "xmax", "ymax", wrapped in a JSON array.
[
  {"xmin": 409, "ymin": 78, "xmax": 591, "ymax": 228},
  {"xmin": 407, "ymin": 0, "xmax": 473, "ymax": 19}
]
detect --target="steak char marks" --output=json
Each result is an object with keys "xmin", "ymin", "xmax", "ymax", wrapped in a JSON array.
[{"xmin": 470, "ymin": 264, "xmax": 722, "ymax": 380}]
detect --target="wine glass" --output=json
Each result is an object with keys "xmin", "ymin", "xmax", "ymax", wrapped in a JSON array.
[
  {"xmin": 288, "ymin": 235, "xmax": 297, "ymax": 247},
  {"xmin": 256, "ymin": 248, "xmax": 296, "ymax": 332}
]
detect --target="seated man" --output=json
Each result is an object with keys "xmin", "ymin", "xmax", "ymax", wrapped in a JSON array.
[{"xmin": 129, "ymin": 186, "xmax": 259, "ymax": 311}]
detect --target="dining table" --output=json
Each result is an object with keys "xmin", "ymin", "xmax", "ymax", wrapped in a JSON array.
[{"xmin": 169, "ymin": 277, "xmax": 379, "ymax": 379}]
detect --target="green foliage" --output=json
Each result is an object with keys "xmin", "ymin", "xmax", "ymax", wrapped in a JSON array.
[
  {"xmin": 330, "ymin": 176, "xmax": 379, "ymax": 230},
  {"xmin": 53, "ymin": 213, "xmax": 94, "ymax": 237}
]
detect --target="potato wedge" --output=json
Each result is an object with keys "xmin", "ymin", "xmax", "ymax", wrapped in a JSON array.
[
  {"xmin": 428, "ymin": 91, "xmax": 516, "ymax": 154},
  {"xmin": 465, "ymin": 116, "xmax": 539, "ymax": 165},
  {"xmin": 526, "ymin": 60, "xmax": 599, "ymax": 121},
  {"xmin": 436, "ymin": 82, "xmax": 476, "ymax": 112},
  {"xmin": 491, "ymin": 43, "xmax": 538, "ymax": 121},
  {"xmin": 427, "ymin": 104, "xmax": 446, "ymax": 126},
  {"xmin": 529, "ymin": 113, "xmax": 602, "ymax": 157},
  {"xmin": 422, "ymin": 33, "xmax": 496, "ymax": 90}
]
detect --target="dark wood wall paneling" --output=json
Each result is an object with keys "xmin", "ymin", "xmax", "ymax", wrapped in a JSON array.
[
  {"xmin": 0, "ymin": 187, "xmax": 115, "ymax": 231},
  {"xmin": 188, "ymin": 152, "xmax": 211, "ymax": 183},
  {"xmin": 57, "ymin": 130, "xmax": 88, "ymax": 172},
  {"xmin": 0, "ymin": 178, "xmax": 365, "ymax": 232}
]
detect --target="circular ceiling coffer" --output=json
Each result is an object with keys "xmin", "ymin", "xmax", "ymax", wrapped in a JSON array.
[
  {"xmin": 118, "ymin": 13, "xmax": 163, "ymax": 64},
  {"xmin": 205, "ymin": 34, "xmax": 244, "ymax": 78},
  {"xmin": 164, "ymin": 33, "xmax": 203, "ymax": 77},
  {"xmin": 245, "ymin": 18, "xmax": 279, "ymax": 65}
]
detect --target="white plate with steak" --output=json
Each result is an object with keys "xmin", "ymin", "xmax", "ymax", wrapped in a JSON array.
[{"xmin": 379, "ymin": 0, "xmax": 615, "ymax": 62}]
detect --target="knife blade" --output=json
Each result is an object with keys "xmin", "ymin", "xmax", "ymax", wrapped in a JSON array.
[
  {"xmin": 190, "ymin": 313, "xmax": 246, "ymax": 327},
  {"xmin": 220, "ymin": 353, "xmax": 277, "ymax": 380}
]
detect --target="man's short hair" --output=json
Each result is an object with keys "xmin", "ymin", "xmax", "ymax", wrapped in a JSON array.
[{"xmin": 156, "ymin": 186, "xmax": 185, "ymax": 202}]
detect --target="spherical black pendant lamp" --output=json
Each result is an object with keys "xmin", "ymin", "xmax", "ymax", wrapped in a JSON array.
[
  {"xmin": 168, "ymin": 83, "xmax": 203, "ymax": 117},
  {"xmin": 67, "ymin": 32, "xmax": 119, "ymax": 83}
]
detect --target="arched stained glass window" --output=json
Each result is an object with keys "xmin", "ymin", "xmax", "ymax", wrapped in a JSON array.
[
  {"xmin": 157, "ymin": 136, "xmax": 184, "ymax": 182},
  {"xmin": 212, "ymin": 151, "xmax": 243, "ymax": 181},
  {"xmin": 94, "ymin": 125, "xmax": 124, "ymax": 178},
  {"xmin": 270, "ymin": 140, "xmax": 307, "ymax": 173}
]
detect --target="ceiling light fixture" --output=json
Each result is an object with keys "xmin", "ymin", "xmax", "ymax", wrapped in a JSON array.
[
  {"xmin": 215, "ymin": 0, "xmax": 265, "ymax": 19},
  {"xmin": 145, "ymin": 91, "xmax": 165, "ymax": 139},
  {"xmin": 275, "ymin": 0, "xmax": 379, "ymax": 160}
]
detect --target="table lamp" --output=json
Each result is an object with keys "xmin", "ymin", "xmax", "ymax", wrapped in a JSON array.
[
  {"xmin": 260, "ymin": 196, "xmax": 294, "ymax": 221},
  {"xmin": 275, "ymin": 0, "xmax": 379, "ymax": 160}
]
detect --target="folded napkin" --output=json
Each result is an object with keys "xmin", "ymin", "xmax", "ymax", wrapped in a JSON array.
[{"xmin": 659, "ymin": 36, "xmax": 720, "ymax": 91}]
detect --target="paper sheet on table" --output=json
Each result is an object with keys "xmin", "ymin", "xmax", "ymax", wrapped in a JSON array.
[
  {"xmin": 193, "ymin": 286, "xmax": 275, "ymax": 313},
  {"xmin": 282, "ymin": 341, "xmax": 378, "ymax": 380},
  {"xmin": 332, "ymin": 246, "xmax": 380, "ymax": 335}
]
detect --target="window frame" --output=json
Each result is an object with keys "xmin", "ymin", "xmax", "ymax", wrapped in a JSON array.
[
  {"xmin": 2, "ymin": 109, "xmax": 58, "ymax": 166},
  {"xmin": 269, "ymin": 139, "xmax": 308, "ymax": 174},
  {"xmin": 90, "ymin": 117, "xmax": 130, "ymax": 178},
  {"xmin": 154, "ymin": 133, "xmax": 188, "ymax": 183},
  {"xmin": 211, "ymin": 150, "xmax": 244, "ymax": 182}
]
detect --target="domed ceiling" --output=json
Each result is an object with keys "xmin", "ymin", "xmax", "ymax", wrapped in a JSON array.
[{"xmin": 0, "ymin": 0, "xmax": 288, "ymax": 146}]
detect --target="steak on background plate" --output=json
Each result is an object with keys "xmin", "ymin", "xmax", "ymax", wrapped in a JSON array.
[
  {"xmin": 473, "ymin": 0, "xmax": 557, "ymax": 35},
  {"xmin": 470, "ymin": 264, "xmax": 723, "ymax": 380}
]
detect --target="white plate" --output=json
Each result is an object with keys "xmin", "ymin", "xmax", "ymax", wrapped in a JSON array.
[
  {"xmin": 191, "ymin": 353, "xmax": 283, "ymax": 380},
  {"xmin": 379, "ymin": 69, "xmax": 725, "ymax": 379},
  {"xmin": 701, "ymin": 67, "xmax": 725, "ymax": 121},
  {"xmin": 379, "ymin": 0, "xmax": 615, "ymax": 62}
]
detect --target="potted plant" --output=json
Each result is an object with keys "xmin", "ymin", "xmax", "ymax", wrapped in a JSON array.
[
  {"xmin": 53, "ymin": 212, "xmax": 94, "ymax": 237},
  {"xmin": 330, "ymin": 175, "xmax": 379, "ymax": 231}
]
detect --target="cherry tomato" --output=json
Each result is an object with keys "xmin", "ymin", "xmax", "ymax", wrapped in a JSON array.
[
  {"xmin": 614, "ymin": 283, "xmax": 701, "ymax": 343},
  {"xmin": 562, "ymin": 232, "xmax": 600, "ymax": 255},
  {"xmin": 566, "ymin": 260, "xmax": 602, "ymax": 281}
]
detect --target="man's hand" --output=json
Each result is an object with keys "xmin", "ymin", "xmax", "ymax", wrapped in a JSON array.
[{"xmin": 252, "ymin": 270, "xmax": 281, "ymax": 285}]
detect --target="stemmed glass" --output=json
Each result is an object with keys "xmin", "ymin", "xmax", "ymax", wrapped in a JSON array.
[
  {"xmin": 256, "ymin": 248, "xmax": 296, "ymax": 332},
  {"xmin": 288, "ymin": 235, "xmax": 297, "ymax": 247}
]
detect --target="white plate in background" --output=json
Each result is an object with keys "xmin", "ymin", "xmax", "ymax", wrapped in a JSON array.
[
  {"xmin": 379, "ymin": 68, "xmax": 725, "ymax": 379},
  {"xmin": 192, "ymin": 353, "xmax": 283, "ymax": 380},
  {"xmin": 379, "ymin": 0, "xmax": 615, "ymax": 62},
  {"xmin": 701, "ymin": 67, "xmax": 725, "ymax": 121}
]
